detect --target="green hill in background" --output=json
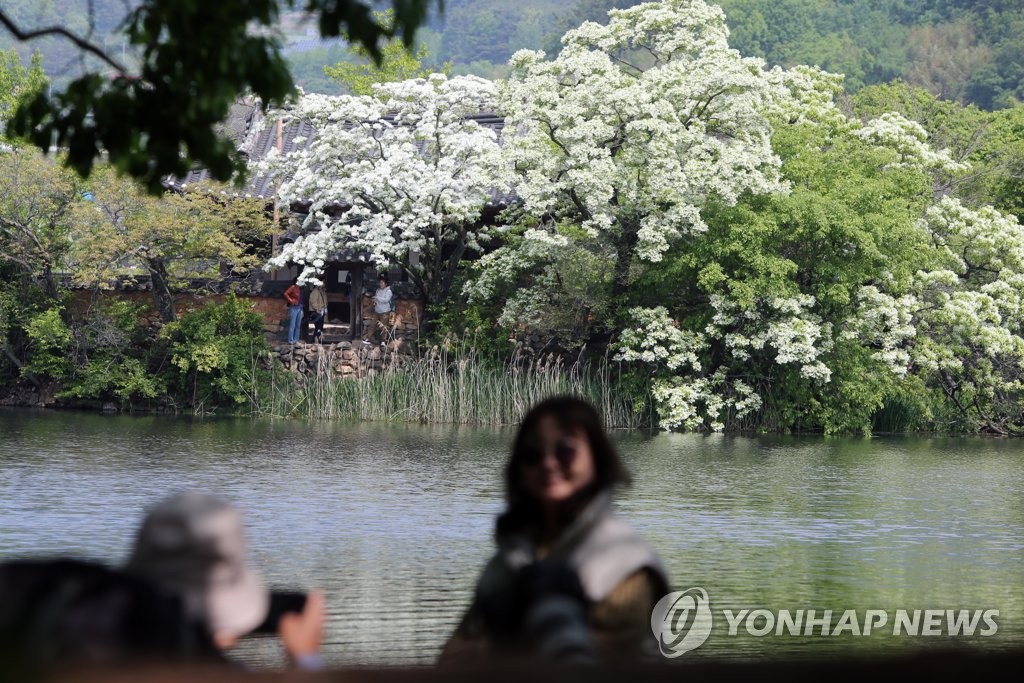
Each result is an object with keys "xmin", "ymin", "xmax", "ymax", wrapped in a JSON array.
[
  {"xmin": 716, "ymin": 0, "xmax": 1024, "ymax": 109},
  {"xmin": 2, "ymin": 0, "xmax": 1022, "ymax": 108},
  {"xmin": 421, "ymin": 0, "xmax": 1024, "ymax": 110}
]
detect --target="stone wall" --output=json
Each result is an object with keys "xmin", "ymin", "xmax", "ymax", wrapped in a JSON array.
[
  {"xmin": 271, "ymin": 340, "xmax": 411, "ymax": 379},
  {"xmin": 358, "ymin": 295, "xmax": 423, "ymax": 342},
  {"xmin": 69, "ymin": 284, "xmax": 425, "ymax": 345}
]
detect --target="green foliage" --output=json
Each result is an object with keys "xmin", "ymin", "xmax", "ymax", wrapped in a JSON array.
[
  {"xmin": 0, "ymin": 146, "xmax": 273, "ymax": 409},
  {"xmin": 0, "ymin": 147, "xmax": 78, "ymax": 387},
  {"xmin": 0, "ymin": 146, "xmax": 80, "ymax": 299},
  {"xmin": 419, "ymin": 0, "xmax": 1024, "ymax": 107},
  {"xmin": 58, "ymin": 299, "xmax": 164, "ymax": 403},
  {"xmin": 160, "ymin": 295, "xmax": 270, "ymax": 409},
  {"xmin": 66, "ymin": 356, "xmax": 161, "ymax": 402},
  {"xmin": 0, "ymin": 264, "xmax": 62, "ymax": 387},
  {"xmin": 324, "ymin": 11, "xmax": 449, "ymax": 95},
  {"xmin": 72, "ymin": 167, "xmax": 273, "ymax": 323},
  {"xmin": 462, "ymin": 219, "xmax": 618, "ymax": 351},
  {"xmin": 23, "ymin": 307, "xmax": 71, "ymax": 379},
  {"xmin": 430, "ymin": 295, "xmax": 512, "ymax": 361},
  {"xmin": 2, "ymin": 0, "xmax": 442, "ymax": 192},
  {"xmin": 628, "ymin": 118, "xmax": 939, "ymax": 432},
  {"xmin": 853, "ymin": 81, "xmax": 1024, "ymax": 218},
  {"xmin": 0, "ymin": 49, "xmax": 46, "ymax": 125},
  {"xmin": 715, "ymin": 0, "xmax": 1024, "ymax": 108}
]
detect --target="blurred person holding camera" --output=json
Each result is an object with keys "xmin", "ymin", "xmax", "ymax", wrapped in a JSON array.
[{"xmin": 126, "ymin": 493, "xmax": 326, "ymax": 670}]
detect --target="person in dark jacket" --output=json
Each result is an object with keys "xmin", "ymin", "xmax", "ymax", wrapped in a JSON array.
[
  {"xmin": 0, "ymin": 558, "xmax": 221, "ymax": 681},
  {"xmin": 439, "ymin": 396, "xmax": 670, "ymax": 666}
]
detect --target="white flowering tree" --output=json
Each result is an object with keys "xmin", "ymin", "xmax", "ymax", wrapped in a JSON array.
[
  {"xmin": 494, "ymin": 0, "xmax": 811, "ymax": 292},
  {"xmin": 469, "ymin": 1, "xmax": 846, "ymax": 343},
  {"xmin": 467, "ymin": 0, "xmax": 866, "ymax": 428},
  {"xmin": 610, "ymin": 86, "xmax": 985, "ymax": 432},
  {"xmin": 261, "ymin": 74, "xmax": 503, "ymax": 311},
  {"xmin": 848, "ymin": 198, "xmax": 1024, "ymax": 434}
]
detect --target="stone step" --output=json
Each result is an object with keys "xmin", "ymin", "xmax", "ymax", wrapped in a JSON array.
[{"xmin": 311, "ymin": 322, "xmax": 351, "ymax": 344}]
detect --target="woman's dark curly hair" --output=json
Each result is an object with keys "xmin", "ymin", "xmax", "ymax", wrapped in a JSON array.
[{"xmin": 498, "ymin": 396, "xmax": 631, "ymax": 535}]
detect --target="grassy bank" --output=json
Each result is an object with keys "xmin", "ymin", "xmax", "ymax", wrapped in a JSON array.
[{"xmin": 248, "ymin": 344, "xmax": 652, "ymax": 429}]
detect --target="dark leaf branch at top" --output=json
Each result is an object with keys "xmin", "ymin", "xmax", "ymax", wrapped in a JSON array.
[{"xmin": 1, "ymin": 0, "xmax": 443, "ymax": 195}]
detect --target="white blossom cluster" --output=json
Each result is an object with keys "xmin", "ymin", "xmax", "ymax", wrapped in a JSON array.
[
  {"xmin": 853, "ymin": 112, "xmax": 968, "ymax": 174},
  {"xmin": 499, "ymin": 0, "xmax": 795, "ymax": 264},
  {"xmin": 763, "ymin": 64, "xmax": 846, "ymax": 127},
  {"xmin": 714, "ymin": 294, "xmax": 833, "ymax": 382},
  {"xmin": 260, "ymin": 74, "xmax": 503, "ymax": 299},
  {"xmin": 848, "ymin": 197, "xmax": 1024, "ymax": 423},
  {"xmin": 651, "ymin": 371, "xmax": 761, "ymax": 432},
  {"xmin": 614, "ymin": 306, "xmax": 705, "ymax": 371},
  {"xmin": 464, "ymin": 228, "xmax": 567, "ymax": 302},
  {"xmin": 616, "ymin": 294, "xmax": 832, "ymax": 430},
  {"xmin": 843, "ymin": 286, "xmax": 917, "ymax": 376}
]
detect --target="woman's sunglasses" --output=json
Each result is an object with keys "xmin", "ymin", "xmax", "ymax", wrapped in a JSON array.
[{"xmin": 521, "ymin": 441, "xmax": 578, "ymax": 467}]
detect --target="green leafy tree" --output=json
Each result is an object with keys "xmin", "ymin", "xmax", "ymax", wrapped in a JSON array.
[
  {"xmin": 464, "ymin": 218, "xmax": 616, "ymax": 350},
  {"xmin": 71, "ymin": 169, "xmax": 273, "ymax": 323},
  {"xmin": 0, "ymin": 48, "xmax": 46, "ymax": 126},
  {"xmin": 57, "ymin": 298, "xmax": 165, "ymax": 404},
  {"xmin": 853, "ymin": 81, "xmax": 1024, "ymax": 218},
  {"xmin": 0, "ymin": 146, "xmax": 79, "ymax": 387},
  {"xmin": 160, "ymin": 295, "xmax": 270, "ymax": 410},
  {"xmin": 1, "ymin": 0, "xmax": 443, "ymax": 193},
  {"xmin": 324, "ymin": 11, "xmax": 448, "ymax": 95},
  {"xmin": 22, "ymin": 306, "xmax": 72, "ymax": 380}
]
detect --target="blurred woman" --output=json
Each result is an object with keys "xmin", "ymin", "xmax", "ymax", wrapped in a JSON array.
[{"xmin": 439, "ymin": 396, "xmax": 669, "ymax": 665}]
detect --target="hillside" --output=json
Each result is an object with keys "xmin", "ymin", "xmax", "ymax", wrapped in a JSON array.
[
  {"xmin": 1, "ymin": 0, "xmax": 1022, "ymax": 107},
  {"xmin": 425, "ymin": 0, "xmax": 1024, "ymax": 109}
]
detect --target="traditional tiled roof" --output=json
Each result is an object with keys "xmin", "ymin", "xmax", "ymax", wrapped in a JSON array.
[{"xmin": 169, "ymin": 103, "xmax": 513, "ymax": 207}]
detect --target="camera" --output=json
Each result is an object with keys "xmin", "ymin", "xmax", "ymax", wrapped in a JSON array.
[{"xmin": 251, "ymin": 591, "xmax": 308, "ymax": 634}]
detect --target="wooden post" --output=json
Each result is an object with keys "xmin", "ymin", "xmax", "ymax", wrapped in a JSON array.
[
  {"xmin": 352, "ymin": 263, "xmax": 363, "ymax": 341},
  {"xmin": 271, "ymin": 118, "xmax": 283, "ymax": 280}
]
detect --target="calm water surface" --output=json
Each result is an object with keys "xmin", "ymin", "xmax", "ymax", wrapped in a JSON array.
[{"xmin": 1, "ymin": 408, "xmax": 1022, "ymax": 666}]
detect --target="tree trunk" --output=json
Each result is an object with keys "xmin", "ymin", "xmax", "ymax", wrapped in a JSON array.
[
  {"xmin": 39, "ymin": 262, "xmax": 61, "ymax": 301},
  {"xmin": 437, "ymin": 239, "xmax": 468, "ymax": 308},
  {"xmin": 609, "ymin": 219, "xmax": 640, "ymax": 301},
  {"xmin": 147, "ymin": 258, "xmax": 177, "ymax": 323}
]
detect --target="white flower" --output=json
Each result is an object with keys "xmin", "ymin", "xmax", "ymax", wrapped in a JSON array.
[{"xmin": 256, "ymin": 75, "xmax": 503, "ymax": 302}]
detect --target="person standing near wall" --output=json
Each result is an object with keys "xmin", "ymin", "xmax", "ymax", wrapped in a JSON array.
[
  {"xmin": 361, "ymin": 275, "xmax": 394, "ymax": 346},
  {"xmin": 284, "ymin": 278, "xmax": 303, "ymax": 344},
  {"xmin": 309, "ymin": 284, "xmax": 328, "ymax": 344}
]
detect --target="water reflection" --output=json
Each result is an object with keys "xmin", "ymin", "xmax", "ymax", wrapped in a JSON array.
[{"xmin": 1, "ymin": 409, "xmax": 1022, "ymax": 666}]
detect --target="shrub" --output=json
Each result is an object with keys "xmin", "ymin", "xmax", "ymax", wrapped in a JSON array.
[{"xmin": 160, "ymin": 295, "xmax": 270, "ymax": 411}]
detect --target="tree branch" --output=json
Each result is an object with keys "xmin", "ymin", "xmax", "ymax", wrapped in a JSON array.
[{"xmin": 0, "ymin": 8, "xmax": 126, "ymax": 74}]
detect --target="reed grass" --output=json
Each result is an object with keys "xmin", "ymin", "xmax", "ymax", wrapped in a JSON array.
[{"xmin": 245, "ymin": 340, "xmax": 652, "ymax": 429}]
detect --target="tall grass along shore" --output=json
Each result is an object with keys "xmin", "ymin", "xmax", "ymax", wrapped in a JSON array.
[{"xmin": 246, "ymin": 342, "xmax": 651, "ymax": 430}]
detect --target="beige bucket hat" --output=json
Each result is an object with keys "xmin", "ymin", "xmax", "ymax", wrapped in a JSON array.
[{"xmin": 126, "ymin": 493, "xmax": 268, "ymax": 638}]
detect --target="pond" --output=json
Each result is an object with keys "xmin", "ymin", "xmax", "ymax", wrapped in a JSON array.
[{"xmin": 1, "ymin": 408, "xmax": 1022, "ymax": 667}]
